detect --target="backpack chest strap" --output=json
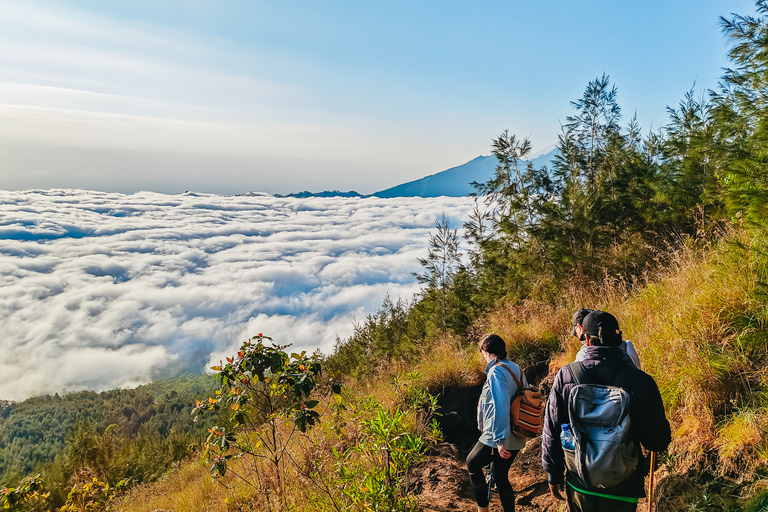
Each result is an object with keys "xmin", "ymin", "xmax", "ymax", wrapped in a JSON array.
[{"xmin": 567, "ymin": 361, "xmax": 587, "ymax": 385}]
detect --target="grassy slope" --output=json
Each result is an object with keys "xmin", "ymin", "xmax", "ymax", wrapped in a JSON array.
[{"xmin": 115, "ymin": 229, "xmax": 768, "ymax": 511}]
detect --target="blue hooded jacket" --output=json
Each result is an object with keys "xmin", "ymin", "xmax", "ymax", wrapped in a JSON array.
[{"xmin": 477, "ymin": 357, "xmax": 527, "ymax": 450}]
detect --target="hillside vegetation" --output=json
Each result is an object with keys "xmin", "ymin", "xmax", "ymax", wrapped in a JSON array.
[
  {"xmin": 100, "ymin": 228, "xmax": 768, "ymax": 512},
  {"xmin": 0, "ymin": 375, "xmax": 218, "ymax": 509},
  {"xmin": 5, "ymin": 2, "xmax": 768, "ymax": 511}
]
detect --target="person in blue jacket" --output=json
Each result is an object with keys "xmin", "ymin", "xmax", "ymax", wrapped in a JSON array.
[{"xmin": 466, "ymin": 333, "xmax": 527, "ymax": 512}]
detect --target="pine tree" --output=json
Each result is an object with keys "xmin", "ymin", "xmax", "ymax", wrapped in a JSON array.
[
  {"xmin": 565, "ymin": 73, "xmax": 622, "ymax": 184},
  {"xmin": 712, "ymin": 1, "xmax": 768, "ymax": 229},
  {"xmin": 663, "ymin": 87, "xmax": 721, "ymax": 230},
  {"xmin": 415, "ymin": 215, "xmax": 461, "ymax": 334}
]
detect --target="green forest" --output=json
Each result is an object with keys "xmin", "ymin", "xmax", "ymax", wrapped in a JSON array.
[
  {"xmin": 0, "ymin": 375, "xmax": 218, "ymax": 509},
  {"xmin": 4, "ymin": 2, "xmax": 768, "ymax": 511}
]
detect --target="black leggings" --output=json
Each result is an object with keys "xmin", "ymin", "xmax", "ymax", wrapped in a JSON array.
[{"xmin": 466, "ymin": 441, "xmax": 518, "ymax": 511}]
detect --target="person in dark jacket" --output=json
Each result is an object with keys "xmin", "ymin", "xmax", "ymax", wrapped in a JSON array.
[
  {"xmin": 542, "ymin": 311, "xmax": 671, "ymax": 511},
  {"xmin": 572, "ymin": 307, "xmax": 641, "ymax": 368}
]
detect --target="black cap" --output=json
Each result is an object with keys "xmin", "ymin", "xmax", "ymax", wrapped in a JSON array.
[
  {"xmin": 571, "ymin": 308, "xmax": 593, "ymax": 338},
  {"xmin": 582, "ymin": 310, "xmax": 622, "ymax": 346}
]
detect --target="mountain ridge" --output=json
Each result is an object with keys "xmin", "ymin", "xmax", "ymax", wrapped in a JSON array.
[
  {"xmin": 276, "ymin": 147, "xmax": 559, "ymax": 199},
  {"xmin": 373, "ymin": 146, "xmax": 558, "ymax": 198}
]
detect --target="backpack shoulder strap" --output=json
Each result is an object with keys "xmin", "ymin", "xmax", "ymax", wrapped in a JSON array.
[
  {"xmin": 566, "ymin": 361, "xmax": 588, "ymax": 385},
  {"xmin": 567, "ymin": 360, "xmax": 634, "ymax": 389},
  {"xmin": 496, "ymin": 361, "xmax": 524, "ymax": 390}
]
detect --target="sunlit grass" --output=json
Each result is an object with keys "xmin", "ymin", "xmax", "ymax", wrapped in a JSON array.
[
  {"xmin": 114, "ymin": 355, "xmax": 443, "ymax": 512},
  {"xmin": 115, "ymin": 227, "xmax": 768, "ymax": 511},
  {"xmin": 412, "ymin": 334, "xmax": 481, "ymax": 390},
  {"xmin": 479, "ymin": 300, "xmax": 565, "ymax": 375}
]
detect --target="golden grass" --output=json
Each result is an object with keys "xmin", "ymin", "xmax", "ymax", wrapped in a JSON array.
[
  {"xmin": 412, "ymin": 334, "xmax": 482, "ymax": 390},
  {"xmin": 114, "ymin": 355, "xmax": 446, "ymax": 512},
  {"xmin": 550, "ymin": 230, "xmax": 768, "ymax": 478},
  {"xmin": 468, "ymin": 228, "xmax": 768, "ymax": 480},
  {"xmin": 112, "ymin": 457, "xmax": 239, "ymax": 512},
  {"xmin": 478, "ymin": 300, "xmax": 568, "ymax": 377},
  {"xmin": 116, "ymin": 227, "xmax": 768, "ymax": 510}
]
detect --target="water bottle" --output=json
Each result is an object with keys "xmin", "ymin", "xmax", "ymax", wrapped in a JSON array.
[{"xmin": 560, "ymin": 424, "xmax": 575, "ymax": 450}]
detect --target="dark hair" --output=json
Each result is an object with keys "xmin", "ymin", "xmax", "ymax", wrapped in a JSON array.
[
  {"xmin": 583, "ymin": 311, "xmax": 623, "ymax": 347},
  {"xmin": 479, "ymin": 333, "xmax": 507, "ymax": 359},
  {"xmin": 586, "ymin": 332, "xmax": 623, "ymax": 347}
]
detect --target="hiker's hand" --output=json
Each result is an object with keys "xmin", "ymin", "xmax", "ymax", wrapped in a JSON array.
[
  {"xmin": 496, "ymin": 444, "xmax": 511, "ymax": 459},
  {"xmin": 549, "ymin": 483, "xmax": 565, "ymax": 501}
]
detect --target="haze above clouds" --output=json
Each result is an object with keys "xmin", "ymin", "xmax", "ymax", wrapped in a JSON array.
[
  {"xmin": 0, "ymin": 190, "xmax": 475, "ymax": 400},
  {"xmin": 0, "ymin": 0, "xmax": 755, "ymax": 194}
]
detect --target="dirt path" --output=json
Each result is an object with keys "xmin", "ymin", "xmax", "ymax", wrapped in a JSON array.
[
  {"xmin": 412, "ymin": 439, "xmax": 562, "ymax": 512},
  {"xmin": 413, "ymin": 384, "xmax": 562, "ymax": 511}
]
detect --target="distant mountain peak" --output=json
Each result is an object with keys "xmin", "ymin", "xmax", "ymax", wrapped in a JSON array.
[
  {"xmin": 273, "ymin": 147, "xmax": 560, "ymax": 200},
  {"xmin": 372, "ymin": 147, "xmax": 559, "ymax": 199}
]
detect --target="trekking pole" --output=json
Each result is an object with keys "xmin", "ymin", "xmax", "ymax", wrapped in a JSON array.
[{"xmin": 648, "ymin": 451, "xmax": 656, "ymax": 512}]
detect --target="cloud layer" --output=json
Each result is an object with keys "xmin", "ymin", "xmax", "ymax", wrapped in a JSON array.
[{"xmin": 0, "ymin": 189, "xmax": 475, "ymax": 400}]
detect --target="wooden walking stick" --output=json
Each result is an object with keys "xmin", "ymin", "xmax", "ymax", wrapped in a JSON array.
[{"xmin": 648, "ymin": 451, "xmax": 657, "ymax": 512}]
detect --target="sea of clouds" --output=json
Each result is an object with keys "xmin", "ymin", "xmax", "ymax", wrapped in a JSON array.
[{"xmin": 0, "ymin": 189, "xmax": 476, "ymax": 400}]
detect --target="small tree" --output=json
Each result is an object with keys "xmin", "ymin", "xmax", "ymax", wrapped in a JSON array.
[
  {"xmin": 415, "ymin": 215, "xmax": 461, "ymax": 334},
  {"xmin": 193, "ymin": 334, "xmax": 341, "ymax": 510}
]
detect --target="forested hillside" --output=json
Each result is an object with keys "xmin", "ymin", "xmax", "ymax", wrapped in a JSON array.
[
  {"xmin": 329, "ymin": 2, "xmax": 768, "ymax": 509},
  {"xmin": 0, "ymin": 375, "xmax": 217, "ymax": 508}
]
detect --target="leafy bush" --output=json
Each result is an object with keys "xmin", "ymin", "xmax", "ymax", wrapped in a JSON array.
[
  {"xmin": 193, "ymin": 334, "xmax": 342, "ymax": 510},
  {"xmin": 329, "ymin": 371, "xmax": 438, "ymax": 512},
  {"xmin": 0, "ymin": 475, "xmax": 48, "ymax": 511}
]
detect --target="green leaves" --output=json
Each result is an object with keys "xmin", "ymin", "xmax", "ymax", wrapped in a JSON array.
[
  {"xmin": 0, "ymin": 474, "xmax": 48, "ymax": 510},
  {"xmin": 332, "ymin": 383, "xmax": 435, "ymax": 512},
  {"xmin": 195, "ymin": 334, "xmax": 343, "ymax": 480}
]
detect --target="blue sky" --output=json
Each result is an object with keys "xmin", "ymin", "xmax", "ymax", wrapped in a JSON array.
[{"xmin": 0, "ymin": 0, "xmax": 757, "ymax": 194}]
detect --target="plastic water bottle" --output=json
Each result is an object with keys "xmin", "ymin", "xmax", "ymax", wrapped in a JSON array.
[{"xmin": 560, "ymin": 424, "xmax": 575, "ymax": 450}]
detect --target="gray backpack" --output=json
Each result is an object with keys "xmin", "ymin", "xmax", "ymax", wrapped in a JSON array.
[{"xmin": 565, "ymin": 362, "xmax": 638, "ymax": 489}]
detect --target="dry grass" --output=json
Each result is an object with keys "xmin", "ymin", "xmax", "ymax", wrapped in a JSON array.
[
  {"xmin": 116, "ymin": 228, "xmax": 768, "ymax": 510},
  {"xmin": 621, "ymin": 231, "xmax": 768, "ymax": 476},
  {"xmin": 112, "ymin": 457, "xmax": 240, "ymax": 512},
  {"xmin": 113, "ymin": 355, "xmax": 444, "ymax": 512},
  {"xmin": 459, "ymin": 229, "xmax": 768, "ymax": 508},
  {"xmin": 470, "ymin": 228, "xmax": 768, "ymax": 482},
  {"xmin": 477, "ymin": 300, "xmax": 566, "ymax": 379},
  {"xmin": 412, "ymin": 334, "xmax": 482, "ymax": 390},
  {"xmin": 575, "ymin": 230, "xmax": 768, "ymax": 481}
]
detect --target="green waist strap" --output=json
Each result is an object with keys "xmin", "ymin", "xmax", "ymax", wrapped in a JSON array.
[{"xmin": 567, "ymin": 481, "xmax": 640, "ymax": 504}]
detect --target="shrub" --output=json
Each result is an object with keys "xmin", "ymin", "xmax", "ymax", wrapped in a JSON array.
[
  {"xmin": 0, "ymin": 475, "xmax": 48, "ymax": 511},
  {"xmin": 192, "ymin": 334, "xmax": 342, "ymax": 510}
]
